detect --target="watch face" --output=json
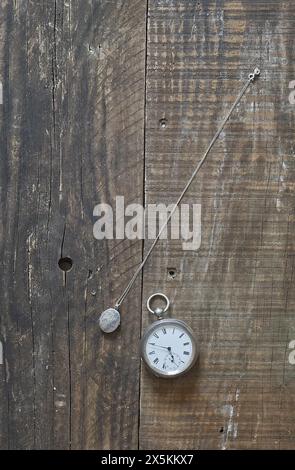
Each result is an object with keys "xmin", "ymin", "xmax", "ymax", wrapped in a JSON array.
[{"xmin": 141, "ymin": 319, "xmax": 199, "ymax": 378}]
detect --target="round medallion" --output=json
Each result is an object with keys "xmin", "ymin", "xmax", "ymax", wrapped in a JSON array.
[{"xmin": 99, "ymin": 308, "xmax": 121, "ymax": 333}]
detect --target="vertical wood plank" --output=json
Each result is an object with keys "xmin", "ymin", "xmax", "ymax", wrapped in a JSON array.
[
  {"xmin": 0, "ymin": 0, "xmax": 147, "ymax": 449},
  {"xmin": 140, "ymin": 0, "xmax": 295, "ymax": 449}
]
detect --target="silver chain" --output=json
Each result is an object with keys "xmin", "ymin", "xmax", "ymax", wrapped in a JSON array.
[{"xmin": 115, "ymin": 67, "xmax": 260, "ymax": 309}]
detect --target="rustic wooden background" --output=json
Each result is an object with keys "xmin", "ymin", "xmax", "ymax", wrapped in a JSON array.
[{"xmin": 0, "ymin": 0, "xmax": 295, "ymax": 450}]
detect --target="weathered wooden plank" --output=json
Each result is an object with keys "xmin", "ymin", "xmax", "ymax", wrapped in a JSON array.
[
  {"xmin": 140, "ymin": 0, "xmax": 295, "ymax": 450},
  {"xmin": 0, "ymin": 0, "xmax": 147, "ymax": 449},
  {"xmin": 1, "ymin": 0, "xmax": 295, "ymax": 451}
]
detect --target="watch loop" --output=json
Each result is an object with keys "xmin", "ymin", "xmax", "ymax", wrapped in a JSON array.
[{"xmin": 146, "ymin": 292, "xmax": 170, "ymax": 319}]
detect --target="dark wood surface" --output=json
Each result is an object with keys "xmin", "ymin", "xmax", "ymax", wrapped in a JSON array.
[
  {"xmin": 0, "ymin": 0, "xmax": 146, "ymax": 449},
  {"xmin": 1, "ymin": 0, "xmax": 295, "ymax": 450}
]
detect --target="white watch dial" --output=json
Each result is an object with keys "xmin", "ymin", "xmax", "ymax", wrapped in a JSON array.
[{"xmin": 141, "ymin": 320, "xmax": 198, "ymax": 377}]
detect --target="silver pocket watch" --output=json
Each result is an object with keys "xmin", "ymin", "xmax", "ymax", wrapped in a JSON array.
[{"xmin": 140, "ymin": 293, "xmax": 199, "ymax": 378}]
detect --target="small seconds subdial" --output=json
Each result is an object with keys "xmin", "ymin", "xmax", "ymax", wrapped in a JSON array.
[
  {"xmin": 141, "ymin": 319, "xmax": 198, "ymax": 377},
  {"xmin": 163, "ymin": 352, "xmax": 182, "ymax": 371}
]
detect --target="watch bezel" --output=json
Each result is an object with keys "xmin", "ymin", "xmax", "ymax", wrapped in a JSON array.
[{"xmin": 140, "ymin": 318, "xmax": 199, "ymax": 378}]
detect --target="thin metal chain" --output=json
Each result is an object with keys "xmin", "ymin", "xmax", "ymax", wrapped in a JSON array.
[{"xmin": 115, "ymin": 68, "xmax": 260, "ymax": 309}]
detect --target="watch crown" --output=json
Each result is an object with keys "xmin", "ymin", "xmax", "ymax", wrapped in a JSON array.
[{"xmin": 154, "ymin": 307, "xmax": 164, "ymax": 318}]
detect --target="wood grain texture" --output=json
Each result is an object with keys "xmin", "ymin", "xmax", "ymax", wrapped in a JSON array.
[
  {"xmin": 0, "ymin": 0, "xmax": 146, "ymax": 449},
  {"xmin": 140, "ymin": 0, "xmax": 295, "ymax": 450},
  {"xmin": 1, "ymin": 0, "xmax": 295, "ymax": 451}
]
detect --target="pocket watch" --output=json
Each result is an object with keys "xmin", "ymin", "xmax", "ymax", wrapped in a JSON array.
[{"xmin": 140, "ymin": 293, "xmax": 199, "ymax": 378}]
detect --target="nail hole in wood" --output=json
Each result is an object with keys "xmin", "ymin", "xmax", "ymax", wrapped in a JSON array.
[
  {"xmin": 167, "ymin": 268, "xmax": 177, "ymax": 279},
  {"xmin": 219, "ymin": 427, "xmax": 224, "ymax": 433},
  {"xmin": 58, "ymin": 257, "xmax": 73, "ymax": 272},
  {"xmin": 159, "ymin": 118, "xmax": 167, "ymax": 129}
]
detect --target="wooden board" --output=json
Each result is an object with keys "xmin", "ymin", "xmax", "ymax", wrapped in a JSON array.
[
  {"xmin": 140, "ymin": 0, "xmax": 295, "ymax": 450},
  {"xmin": 1, "ymin": 0, "xmax": 295, "ymax": 450},
  {"xmin": 0, "ymin": 0, "xmax": 146, "ymax": 449}
]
